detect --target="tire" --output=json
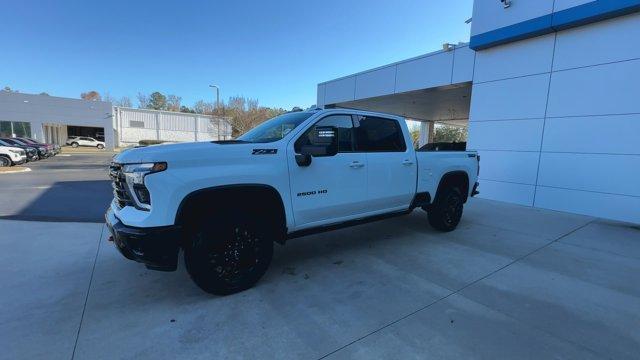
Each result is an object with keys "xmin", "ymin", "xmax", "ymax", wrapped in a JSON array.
[
  {"xmin": 0, "ymin": 155, "xmax": 11, "ymax": 167},
  {"xmin": 184, "ymin": 210, "xmax": 274, "ymax": 295},
  {"xmin": 427, "ymin": 186, "xmax": 464, "ymax": 232},
  {"xmin": 97, "ymin": 144, "xmax": 104, "ymax": 149},
  {"xmin": 71, "ymin": 142, "xmax": 79, "ymax": 148}
]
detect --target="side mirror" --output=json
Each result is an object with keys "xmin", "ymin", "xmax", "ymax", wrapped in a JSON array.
[
  {"xmin": 295, "ymin": 153, "xmax": 312, "ymax": 167},
  {"xmin": 294, "ymin": 126, "xmax": 339, "ymax": 167}
]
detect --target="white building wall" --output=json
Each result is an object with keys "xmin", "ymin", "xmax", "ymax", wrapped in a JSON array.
[
  {"xmin": 318, "ymin": 44, "xmax": 474, "ymax": 108},
  {"xmin": 115, "ymin": 107, "xmax": 232, "ymax": 146},
  {"xmin": 0, "ymin": 92, "xmax": 114, "ymax": 149},
  {"xmin": 469, "ymin": 12, "xmax": 640, "ymax": 223}
]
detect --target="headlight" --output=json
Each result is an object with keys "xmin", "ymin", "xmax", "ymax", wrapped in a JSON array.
[{"xmin": 122, "ymin": 162, "xmax": 167, "ymax": 210}]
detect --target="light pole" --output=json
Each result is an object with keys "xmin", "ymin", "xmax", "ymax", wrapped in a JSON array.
[
  {"xmin": 209, "ymin": 85, "xmax": 221, "ymax": 140},
  {"xmin": 208, "ymin": 84, "xmax": 220, "ymax": 109}
]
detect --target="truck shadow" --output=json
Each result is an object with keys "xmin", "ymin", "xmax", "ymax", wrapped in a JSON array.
[
  {"xmin": 0, "ymin": 180, "xmax": 112, "ymax": 222},
  {"xmin": 269, "ymin": 211, "xmax": 443, "ymax": 276}
]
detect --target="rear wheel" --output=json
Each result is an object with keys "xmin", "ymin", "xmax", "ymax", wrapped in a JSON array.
[
  {"xmin": 427, "ymin": 186, "xmax": 464, "ymax": 232},
  {"xmin": 184, "ymin": 211, "xmax": 274, "ymax": 295},
  {"xmin": 71, "ymin": 142, "xmax": 79, "ymax": 148},
  {"xmin": 0, "ymin": 155, "xmax": 11, "ymax": 167}
]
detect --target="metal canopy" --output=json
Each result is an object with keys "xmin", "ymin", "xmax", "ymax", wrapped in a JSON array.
[{"xmin": 333, "ymin": 82, "xmax": 471, "ymax": 126}]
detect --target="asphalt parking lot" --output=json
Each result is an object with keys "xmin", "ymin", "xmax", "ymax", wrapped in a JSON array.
[
  {"xmin": 0, "ymin": 151, "xmax": 114, "ymax": 222},
  {"xmin": 1, "ymin": 153, "xmax": 640, "ymax": 359}
]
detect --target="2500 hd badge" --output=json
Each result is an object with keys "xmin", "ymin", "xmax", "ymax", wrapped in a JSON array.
[{"xmin": 297, "ymin": 189, "xmax": 327, "ymax": 197}]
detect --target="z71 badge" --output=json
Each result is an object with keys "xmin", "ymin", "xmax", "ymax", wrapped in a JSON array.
[{"xmin": 252, "ymin": 149, "xmax": 278, "ymax": 155}]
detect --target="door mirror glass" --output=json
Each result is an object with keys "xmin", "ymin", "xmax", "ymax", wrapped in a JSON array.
[{"xmin": 299, "ymin": 126, "xmax": 338, "ymax": 157}]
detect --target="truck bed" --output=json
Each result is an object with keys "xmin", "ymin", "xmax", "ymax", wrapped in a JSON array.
[{"xmin": 415, "ymin": 151, "xmax": 479, "ymax": 198}]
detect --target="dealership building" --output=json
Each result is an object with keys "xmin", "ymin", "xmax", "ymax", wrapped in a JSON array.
[
  {"xmin": 317, "ymin": 0, "xmax": 640, "ymax": 224},
  {"xmin": 0, "ymin": 92, "xmax": 232, "ymax": 150}
]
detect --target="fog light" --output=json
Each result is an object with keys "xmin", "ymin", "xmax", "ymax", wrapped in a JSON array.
[{"xmin": 134, "ymin": 185, "xmax": 151, "ymax": 205}]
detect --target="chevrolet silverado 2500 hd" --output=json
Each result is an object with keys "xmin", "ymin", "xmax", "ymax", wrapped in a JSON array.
[{"xmin": 106, "ymin": 109, "xmax": 479, "ymax": 295}]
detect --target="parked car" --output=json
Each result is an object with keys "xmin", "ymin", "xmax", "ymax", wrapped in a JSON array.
[
  {"xmin": 18, "ymin": 137, "xmax": 60, "ymax": 155},
  {"xmin": 106, "ymin": 109, "xmax": 480, "ymax": 295},
  {"xmin": 0, "ymin": 144, "xmax": 27, "ymax": 167},
  {"xmin": 66, "ymin": 136, "xmax": 105, "ymax": 149},
  {"xmin": 0, "ymin": 138, "xmax": 51, "ymax": 159},
  {"xmin": 0, "ymin": 139, "xmax": 38, "ymax": 162}
]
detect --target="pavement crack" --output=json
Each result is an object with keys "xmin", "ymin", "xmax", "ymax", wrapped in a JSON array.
[{"xmin": 70, "ymin": 224, "xmax": 104, "ymax": 360}]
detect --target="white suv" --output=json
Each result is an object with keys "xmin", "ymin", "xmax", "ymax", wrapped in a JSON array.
[
  {"xmin": 0, "ymin": 146, "xmax": 27, "ymax": 167},
  {"xmin": 66, "ymin": 136, "xmax": 105, "ymax": 149}
]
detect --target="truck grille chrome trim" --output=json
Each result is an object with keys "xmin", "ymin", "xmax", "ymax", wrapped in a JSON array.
[{"xmin": 109, "ymin": 162, "xmax": 133, "ymax": 208}]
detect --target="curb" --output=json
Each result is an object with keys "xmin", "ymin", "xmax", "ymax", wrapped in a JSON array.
[{"xmin": 0, "ymin": 167, "xmax": 32, "ymax": 174}]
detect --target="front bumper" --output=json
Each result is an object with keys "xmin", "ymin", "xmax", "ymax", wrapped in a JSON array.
[
  {"xmin": 13, "ymin": 157, "xmax": 26, "ymax": 165},
  {"xmin": 105, "ymin": 208, "xmax": 182, "ymax": 271}
]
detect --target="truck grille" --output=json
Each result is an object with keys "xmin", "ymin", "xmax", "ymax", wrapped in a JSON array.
[{"xmin": 109, "ymin": 162, "xmax": 133, "ymax": 208}]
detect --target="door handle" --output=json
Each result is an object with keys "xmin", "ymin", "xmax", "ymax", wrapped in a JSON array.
[
  {"xmin": 402, "ymin": 159, "xmax": 414, "ymax": 166},
  {"xmin": 349, "ymin": 161, "xmax": 365, "ymax": 169}
]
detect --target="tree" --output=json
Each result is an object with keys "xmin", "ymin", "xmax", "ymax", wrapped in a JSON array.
[
  {"xmin": 410, "ymin": 129, "xmax": 420, "ymax": 148},
  {"xmin": 137, "ymin": 93, "xmax": 149, "ymax": 109},
  {"xmin": 166, "ymin": 94, "xmax": 182, "ymax": 112},
  {"xmin": 193, "ymin": 100, "xmax": 214, "ymax": 114},
  {"xmin": 433, "ymin": 124, "xmax": 467, "ymax": 143},
  {"xmin": 180, "ymin": 105, "xmax": 196, "ymax": 113},
  {"xmin": 117, "ymin": 96, "xmax": 132, "ymax": 107},
  {"xmin": 147, "ymin": 92, "xmax": 167, "ymax": 110},
  {"xmin": 103, "ymin": 93, "xmax": 132, "ymax": 107},
  {"xmin": 221, "ymin": 96, "xmax": 287, "ymax": 136},
  {"xmin": 39, "ymin": 92, "xmax": 49, "ymax": 96},
  {"xmin": 80, "ymin": 91, "xmax": 101, "ymax": 101}
]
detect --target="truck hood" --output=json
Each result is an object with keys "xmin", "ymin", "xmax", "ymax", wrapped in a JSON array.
[
  {"xmin": 1, "ymin": 146, "xmax": 25, "ymax": 152},
  {"xmin": 114, "ymin": 141, "xmax": 258, "ymax": 164}
]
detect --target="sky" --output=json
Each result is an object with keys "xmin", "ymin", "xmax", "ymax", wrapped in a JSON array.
[{"xmin": 0, "ymin": 0, "xmax": 473, "ymax": 110}]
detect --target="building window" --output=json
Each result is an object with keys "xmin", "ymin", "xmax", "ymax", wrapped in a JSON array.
[
  {"xmin": 129, "ymin": 120, "xmax": 145, "ymax": 128},
  {"xmin": 0, "ymin": 121, "xmax": 31, "ymax": 137}
]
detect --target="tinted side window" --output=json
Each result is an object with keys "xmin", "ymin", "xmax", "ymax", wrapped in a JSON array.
[
  {"xmin": 295, "ymin": 115, "xmax": 354, "ymax": 153},
  {"xmin": 354, "ymin": 116, "xmax": 406, "ymax": 152}
]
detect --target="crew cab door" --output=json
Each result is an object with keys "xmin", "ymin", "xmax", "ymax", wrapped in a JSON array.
[
  {"xmin": 287, "ymin": 114, "xmax": 368, "ymax": 229},
  {"xmin": 354, "ymin": 115, "xmax": 417, "ymax": 213}
]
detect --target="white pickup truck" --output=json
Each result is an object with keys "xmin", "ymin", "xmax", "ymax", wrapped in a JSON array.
[{"xmin": 106, "ymin": 109, "xmax": 479, "ymax": 294}]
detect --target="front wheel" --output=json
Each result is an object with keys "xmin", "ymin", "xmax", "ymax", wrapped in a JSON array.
[
  {"xmin": 71, "ymin": 142, "xmax": 79, "ymax": 148},
  {"xmin": 0, "ymin": 155, "xmax": 11, "ymax": 167},
  {"xmin": 97, "ymin": 144, "xmax": 104, "ymax": 149},
  {"xmin": 184, "ymin": 213, "xmax": 274, "ymax": 295},
  {"xmin": 426, "ymin": 186, "xmax": 464, "ymax": 232}
]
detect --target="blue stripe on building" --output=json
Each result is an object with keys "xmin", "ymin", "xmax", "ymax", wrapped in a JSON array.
[{"xmin": 470, "ymin": 0, "xmax": 640, "ymax": 50}]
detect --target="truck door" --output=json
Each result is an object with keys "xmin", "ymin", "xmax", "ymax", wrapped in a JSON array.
[
  {"xmin": 287, "ymin": 114, "xmax": 368, "ymax": 229},
  {"xmin": 354, "ymin": 115, "xmax": 417, "ymax": 213}
]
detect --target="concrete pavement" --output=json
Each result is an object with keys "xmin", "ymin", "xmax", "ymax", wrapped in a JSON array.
[{"xmin": 1, "ymin": 199, "xmax": 639, "ymax": 359}]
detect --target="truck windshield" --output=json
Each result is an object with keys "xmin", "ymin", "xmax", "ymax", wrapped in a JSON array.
[{"xmin": 237, "ymin": 111, "xmax": 315, "ymax": 143}]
